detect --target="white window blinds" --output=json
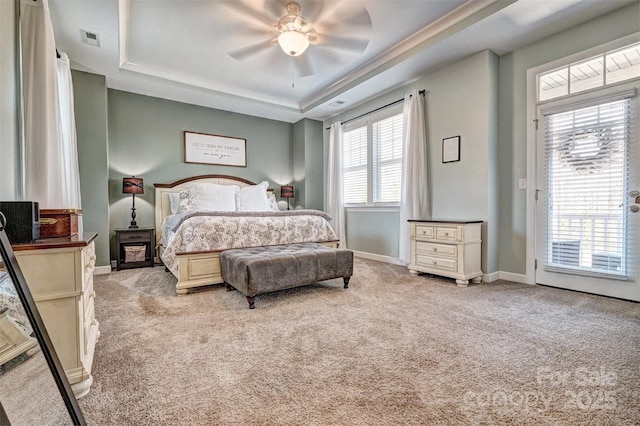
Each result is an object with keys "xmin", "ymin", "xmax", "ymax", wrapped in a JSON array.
[
  {"xmin": 342, "ymin": 110, "xmax": 404, "ymax": 205},
  {"xmin": 542, "ymin": 95, "xmax": 633, "ymax": 278},
  {"xmin": 343, "ymin": 126, "xmax": 368, "ymax": 204},
  {"xmin": 373, "ymin": 114, "xmax": 403, "ymax": 203}
]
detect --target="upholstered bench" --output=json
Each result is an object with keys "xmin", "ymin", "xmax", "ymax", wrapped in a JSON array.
[{"xmin": 220, "ymin": 243, "xmax": 353, "ymax": 309}]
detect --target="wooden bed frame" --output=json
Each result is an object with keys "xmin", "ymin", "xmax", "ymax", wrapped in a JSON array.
[{"xmin": 154, "ymin": 175, "xmax": 338, "ymax": 295}]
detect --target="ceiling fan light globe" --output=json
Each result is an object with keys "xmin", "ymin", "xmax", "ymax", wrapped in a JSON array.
[{"xmin": 278, "ymin": 30, "xmax": 309, "ymax": 56}]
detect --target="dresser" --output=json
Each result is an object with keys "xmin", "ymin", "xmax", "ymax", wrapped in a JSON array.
[
  {"xmin": 408, "ymin": 220, "xmax": 483, "ymax": 287},
  {"xmin": 12, "ymin": 233, "xmax": 99, "ymax": 398}
]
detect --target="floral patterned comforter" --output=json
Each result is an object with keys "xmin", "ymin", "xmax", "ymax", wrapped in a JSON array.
[{"xmin": 161, "ymin": 210, "xmax": 337, "ymax": 277}]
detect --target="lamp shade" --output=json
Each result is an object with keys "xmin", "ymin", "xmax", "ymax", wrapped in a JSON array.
[
  {"xmin": 281, "ymin": 185, "xmax": 294, "ymax": 199},
  {"xmin": 277, "ymin": 31, "xmax": 309, "ymax": 56},
  {"xmin": 123, "ymin": 177, "xmax": 144, "ymax": 195}
]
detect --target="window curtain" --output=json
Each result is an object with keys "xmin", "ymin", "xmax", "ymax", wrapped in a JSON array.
[
  {"xmin": 20, "ymin": 0, "xmax": 81, "ymax": 209},
  {"xmin": 327, "ymin": 122, "xmax": 346, "ymax": 248},
  {"xmin": 56, "ymin": 52, "xmax": 82, "ymax": 209},
  {"xmin": 398, "ymin": 90, "xmax": 429, "ymax": 264}
]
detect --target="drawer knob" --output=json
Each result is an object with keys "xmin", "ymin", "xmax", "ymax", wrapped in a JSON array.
[
  {"xmin": 445, "ymin": 232, "xmax": 449, "ymax": 236},
  {"xmin": 433, "ymin": 261, "xmax": 437, "ymax": 265},
  {"xmin": 433, "ymin": 248, "xmax": 437, "ymax": 252}
]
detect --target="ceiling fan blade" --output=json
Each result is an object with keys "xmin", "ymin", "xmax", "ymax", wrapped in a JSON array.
[
  {"xmin": 228, "ymin": 39, "xmax": 275, "ymax": 61},
  {"xmin": 297, "ymin": 0, "xmax": 326, "ymax": 22},
  {"xmin": 316, "ymin": 34, "xmax": 370, "ymax": 53},
  {"xmin": 264, "ymin": 0, "xmax": 286, "ymax": 21},
  {"xmin": 293, "ymin": 53, "xmax": 316, "ymax": 77},
  {"xmin": 315, "ymin": 1, "xmax": 372, "ymax": 31},
  {"xmin": 221, "ymin": 1, "xmax": 277, "ymax": 28}
]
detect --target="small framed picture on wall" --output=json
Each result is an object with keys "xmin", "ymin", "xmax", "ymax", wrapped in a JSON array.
[{"xmin": 442, "ymin": 136, "xmax": 460, "ymax": 163}]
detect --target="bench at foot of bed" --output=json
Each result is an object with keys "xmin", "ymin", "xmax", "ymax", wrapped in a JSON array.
[{"xmin": 220, "ymin": 243, "xmax": 353, "ymax": 309}]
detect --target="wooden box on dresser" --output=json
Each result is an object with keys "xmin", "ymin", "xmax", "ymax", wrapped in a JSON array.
[
  {"xmin": 408, "ymin": 220, "xmax": 483, "ymax": 287},
  {"xmin": 12, "ymin": 233, "xmax": 99, "ymax": 398}
]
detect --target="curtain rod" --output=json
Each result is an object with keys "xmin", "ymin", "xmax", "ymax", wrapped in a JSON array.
[{"xmin": 325, "ymin": 89, "xmax": 425, "ymax": 130}]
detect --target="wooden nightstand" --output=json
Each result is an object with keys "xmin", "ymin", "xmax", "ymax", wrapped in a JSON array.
[{"xmin": 115, "ymin": 228, "xmax": 155, "ymax": 270}]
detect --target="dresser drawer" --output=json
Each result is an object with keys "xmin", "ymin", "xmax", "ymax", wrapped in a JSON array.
[
  {"xmin": 83, "ymin": 296, "xmax": 96, "ymax": 356},
  {"xmin": 82, "ymin": 276, "xmax": 95, "ymax": 315},
  {"xmin": 414, "ymin": 225, "xmax": 434, "ymax": 239},
  {"xmin": 436, "ymin": 226, "xmax": 458, "ymax": 241},
  {"xmin": 415, "ymin": 254, "xmax": 457, "ymax": 272},
  {"xmin": 415, "ymin": 241, "xmax": 457, "ymax": 257},
  {"xmin": 83, "ymin": 244, "xmax": 96, "ymax": 285}
]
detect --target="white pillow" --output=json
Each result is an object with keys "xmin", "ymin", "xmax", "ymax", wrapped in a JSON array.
[
  {"xmin": 191, "ymin": 183, "xmax": 238, "ymax": 212},
  {"xmin": 237, "ymin": 181, "xmax": 271, "ymax": 211},
  {"xmin": 169, "ymin": 190, "xmax": 195, "ymax": 214},
  {"xmin": 266, "ymin": 192, "xmax": 279, "ymax": 211}
]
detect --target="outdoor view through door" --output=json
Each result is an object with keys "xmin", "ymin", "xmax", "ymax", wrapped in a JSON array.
[{"xmin": 533, "ymin": 39, "xmax": 640, "ymax": 301}]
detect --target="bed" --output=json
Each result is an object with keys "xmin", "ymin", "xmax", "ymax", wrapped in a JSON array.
[
  {"xmin": 154, "ymin": 175, "xmax": 339, "ymax": 294},
  {"xmin": 0, "ymin": 270, "xmax": 39, "ymax": 366}
]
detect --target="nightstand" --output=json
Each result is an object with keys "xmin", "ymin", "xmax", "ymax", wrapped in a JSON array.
[{"xmin": 115, "ymin": 228, "xmax": 155, "ymax": 270}]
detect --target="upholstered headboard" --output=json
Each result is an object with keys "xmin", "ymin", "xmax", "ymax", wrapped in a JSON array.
[{"xmin": 153, "ymin": 174, "xmax": 256, "ymax": 247}]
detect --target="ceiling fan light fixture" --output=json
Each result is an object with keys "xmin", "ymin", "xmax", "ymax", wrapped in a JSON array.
[{"xmin": 278, "ymin": 30, "xmax": 309, "ymax": 56}]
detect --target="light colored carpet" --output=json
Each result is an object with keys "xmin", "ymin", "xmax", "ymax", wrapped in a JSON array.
[{"xmin": 79, "ymin": 259, "xmax": 640, "ymax": 425}]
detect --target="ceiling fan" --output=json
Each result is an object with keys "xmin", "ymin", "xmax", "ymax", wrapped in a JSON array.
[{"xmin": 226, "ymin": 0, "xmax": 372, "ymax": 77}]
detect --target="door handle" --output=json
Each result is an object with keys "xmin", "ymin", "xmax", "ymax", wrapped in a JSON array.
[{"xmin": 630, "ymin": 190, "xmax": 640, "ymax": 207}]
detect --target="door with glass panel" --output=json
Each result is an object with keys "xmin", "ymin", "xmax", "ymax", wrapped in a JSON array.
[{"xmin": 535, "ymin": 90, "xmax": 639, "ymax": 301}]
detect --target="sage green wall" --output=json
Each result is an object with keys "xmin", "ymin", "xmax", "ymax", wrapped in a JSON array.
[
  {"xmin": 0, "ymin": 0, "xmax": 19, "ymax": 200},
  {"xmin": 497, "ymin": 2, "xmax": 640, "ymax": 276},
  {"xmin": 293, "ymin": 118, "xmax": 324, "ymax": 210},
  {"xmin": 107, "ymin": 90, "xmax": 295, "ymax": 258},
  {"xmin": 346, "ymin": 210, "xmax": 399, "ymax": 257},
  {"xmin": 324, "ymin": 50, "xmax": 499, "ymax": 273},
  {"xmin": 72, "ymin": 71, "xmax": 110, "ymax": 266}
]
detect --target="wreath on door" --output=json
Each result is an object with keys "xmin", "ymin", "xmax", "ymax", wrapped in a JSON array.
[{"xmin": 556, "ymin": 127, "xmax": 619, "ymax": 174}]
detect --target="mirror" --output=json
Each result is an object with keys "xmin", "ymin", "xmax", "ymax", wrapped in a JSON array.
[{"xmin": 0, "ymin": 212, "xmax": 85, "ymax": 425}]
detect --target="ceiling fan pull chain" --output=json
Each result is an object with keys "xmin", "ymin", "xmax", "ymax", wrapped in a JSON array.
[{"xmin": 291, "ymin": 60, "xmax": 295, "ymax": 89}]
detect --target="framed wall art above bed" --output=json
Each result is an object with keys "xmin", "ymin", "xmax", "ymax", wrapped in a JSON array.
[{"xmin": 183, "ymin": 131, "xmax": 247, "ymax": 167}]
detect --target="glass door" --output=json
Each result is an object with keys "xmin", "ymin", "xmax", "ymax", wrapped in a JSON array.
[{"xmin": 535, "ymin": 93, "xmax": 640, "ymax": 301}]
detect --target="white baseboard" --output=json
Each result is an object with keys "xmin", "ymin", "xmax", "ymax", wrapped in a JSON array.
[
  {"xmin": 94, "ymin": 265, "xmax": 112, "ymax": 276},
  {"xmin": 352, "ymin": 250, "xmax": 405, "ymax": 266},
  {"xmin": 484, "ymin": 271, "xmax": 500, "ymax": 283},
  {"xmin": 350, "ymin": 251, "xmax": 530, "ymax": 284},
  {"xmin": 496, "ymin": 271, "xmax": 529, "ymax": 284}
]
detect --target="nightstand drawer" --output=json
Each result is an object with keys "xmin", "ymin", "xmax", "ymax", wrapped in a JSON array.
[
  {"xmin": 118, "ymin": 231, "xmax": 152, "ymax": 242},
  {"xmin": 415, "ymin": 254, "xmax": 457, "ymax": 271},
  {"xmin": 414, "ymin": 225, "xmax": 434, "ymax": 239},
  {"xmin": 436, "ymin": 226, "xmax": 458, "ymax": 241},
  {"xmin": 416, "ymin": 241, "xmax": 457, "ymax": 257}
]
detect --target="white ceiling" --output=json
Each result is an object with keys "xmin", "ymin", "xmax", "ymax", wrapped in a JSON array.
[{"xmin": 48, "ymin": 0, "xmax": 636, "ymax": 123}]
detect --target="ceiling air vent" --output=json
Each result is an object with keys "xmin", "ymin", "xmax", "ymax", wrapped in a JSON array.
[
  {"xmin": 80, "ymin": 30, "xmax": 100, "ymax": 47},
  {"xmin": 329, "ymin": 100, "xmax": 346, "ymax": 107}
]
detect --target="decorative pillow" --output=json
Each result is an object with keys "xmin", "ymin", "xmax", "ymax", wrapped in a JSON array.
[
  {"xmin": 237, "ymin": 181, "xmax": 271, "ymax": 212},
  {"xmin": 169, "ymin": 190, "xmax": 194, "ymax": 214},
  {"xmin": 191, "ymin": 183, "xmax": 238, "ymax": 212},
  {"xmin": 267, "ymin": 192, "xmax": 279, "ymax": 211}
]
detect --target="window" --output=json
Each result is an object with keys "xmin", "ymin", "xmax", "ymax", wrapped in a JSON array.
[
  {"xmin": 342, "ymin": 108, "xmax": 403, "ymax": 205},
  {"xmin": 538, "ymin": 42, "xmax": 640, "ymax": 102},
  {"xmin": 542, "ymin": 95, "xmax": 633, "ymax": 277}
]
